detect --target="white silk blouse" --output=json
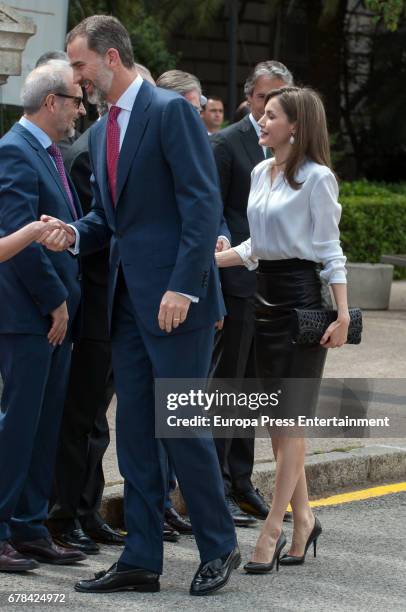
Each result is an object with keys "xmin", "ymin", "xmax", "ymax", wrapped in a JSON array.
[{"xmin": 233, "ymin": 158, "xmax": 347, "ymax": 284}]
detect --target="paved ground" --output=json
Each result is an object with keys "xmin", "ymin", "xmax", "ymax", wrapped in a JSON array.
[
  {"xmin": 1, "ymin": 286, "xmax": 405, "ymax": 610},
  {"xmin": 1, "ymin": 491, "xmax": 405, "ymax": 612}
]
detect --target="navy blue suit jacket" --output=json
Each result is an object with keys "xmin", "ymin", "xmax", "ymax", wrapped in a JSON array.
[
  {"xmin": 74, "ymin": 81, "xmax": 226, "ymax": 336},
  {"xmin": 0, "ymin": 124, "xmax": 82, "ymax": 335}
]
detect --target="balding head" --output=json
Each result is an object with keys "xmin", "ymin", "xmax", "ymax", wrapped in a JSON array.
[
  {"xmin": 21, "ymin": 60, "xmax": 86, "ymax": 142},
  {"xmin": 21, "ymin": 60, "xmax": 73, "ymax": 114}
]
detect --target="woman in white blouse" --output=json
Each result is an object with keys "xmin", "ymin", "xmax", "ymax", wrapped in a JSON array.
[{"xmin": 216, "ymin": 86, "xmax": 350, "ymax": 573}]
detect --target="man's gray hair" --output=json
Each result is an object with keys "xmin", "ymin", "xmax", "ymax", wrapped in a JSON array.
[
  {"xmin": 244, "ymin": 60, "xmax": 293, "ymax": 97},
  {"xmin": 21, "ymin": 60, "xmax": 72, "ymax": 114},
  {"xmin": 156, "ymin": 70, "xmax": 202, "ymax": 97}
]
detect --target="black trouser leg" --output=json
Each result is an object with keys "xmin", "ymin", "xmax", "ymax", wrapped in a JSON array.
[
  {"xmin": 48, "ymin": 338, "xmax": 114, "ymax": 531},
  {"xmin": 211, "ymin": 295, "xmax": 256, "ymax": 495}
]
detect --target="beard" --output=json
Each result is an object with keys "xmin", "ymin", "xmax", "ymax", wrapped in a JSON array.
[
  {"xmin": 60, "ymin": 119, "xmax": 77, "ymax": 140},
  {"xmin": 87, "ymin": 83, "xmax": 106, "ymax": 106},
  {"xmin": 86, "ymin": 65, "xmax": 114, "ymax": 105},
  {"xmin": 66, "ymin": 124, "xmax": 76, "ymax": 138}
]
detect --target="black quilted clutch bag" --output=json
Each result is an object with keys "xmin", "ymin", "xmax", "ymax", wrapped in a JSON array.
[{"xmin": 293, "ymin": 308, "xmax": 363, "ymax": 345}]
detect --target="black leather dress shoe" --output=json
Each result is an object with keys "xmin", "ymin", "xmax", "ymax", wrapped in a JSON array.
[
  {"xmin": 225, "ymin": 495, "xmax": 257, "ymax": 527},
  {"xmin": 0, "ymin": 542, "xmax": 40, "ymax": 572},
  {"xmin": 233, "ymin": 488, "xmax": 269, "ymax": 519},
  {"xmin": 190, "ymin": 546, "xmax": 241, "ymax": 596},
  {"xmin": 12, "ymin": 537, "xmax": 86, "ymax": 565},
  {"xmin": 165, "ymin": 507, "xmax": 193, "ymax": 534},
  {"xmin": 74, "ymin": 562, "xmax": 160, "ymax": 593},
  {"xmin": 163, "ymin": 522, "xmax": 180, "ymax": 543},
  {"xmin": 83, "ymin": 523, "xmax": 125, "ymax": 545},
  {"xmin": 53, "ymin": 527, "xmax": 100, "ymax": 555}
]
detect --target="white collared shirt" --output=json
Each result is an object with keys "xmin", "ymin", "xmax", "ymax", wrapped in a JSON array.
[
  {"xmin": 248, "ymin": 113, "xmax": 267, "ymax": 158},
  {"xmin": 110, "ymin": 73, "xmax": 143, "ymax": 149},
  {"xmin": 233, "ymin": 158, "xmax": 347, "ymax": 284}
]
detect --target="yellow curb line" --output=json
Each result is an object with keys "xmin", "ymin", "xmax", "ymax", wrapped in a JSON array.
[{"xmin": 292, "ymin": 482, "xmax": 406, "ymax": 509}]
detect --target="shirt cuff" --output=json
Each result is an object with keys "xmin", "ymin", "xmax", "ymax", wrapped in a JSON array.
[
  {"xmin": 233, "ymin": 243, "xmax": 258, "ymax": 271},
  {"xmin": 177, "ymin": 292, "xmax": 199, "ymax": 303},
  {"xmin": 319, "ymin": 258, "xmax": 347, "ymax": 285},
  {"xmin": 217, "ymin": 235, "xmax": 231, "ymax": 249},
  {"xmin": 68, "ymin": 224, "xmax": 80, "ymax": 255},
  {"xmin": 326, "ymin": 271, "xmax": 347, "ymax": 284}
]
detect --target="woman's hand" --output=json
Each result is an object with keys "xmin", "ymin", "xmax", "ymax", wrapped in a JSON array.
[
  {"xmin": 32, "ymin": 219, "xmax": 63, "ymax": 241},
  {"xmin": 215, "ymin": 237, "xmax": 230, "ymax": 253},
  {"xmin": 215, "ymin": 249, "xmax": 244, "ymax": 268},
  {"xmin": 320, "ymin": 314, "xmax": 350, "ymax": 348},
  {"xmin": 37, "ymin": 215, "xmax": 76, "ymax": 251}
]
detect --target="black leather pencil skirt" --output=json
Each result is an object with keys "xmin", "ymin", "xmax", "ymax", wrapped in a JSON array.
[{"xmin": 255, "ymin": 259, "xmax": 328, "ymax": 419}]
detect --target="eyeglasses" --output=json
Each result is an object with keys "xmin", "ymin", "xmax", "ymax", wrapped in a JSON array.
[{"xmin": 54, "ymin": 93, "xmax": 83, "ymax": 109}]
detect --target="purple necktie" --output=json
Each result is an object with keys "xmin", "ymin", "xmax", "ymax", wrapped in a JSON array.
[{"xmin": 47, "ymin": 143, "xmax": 78, "ymax": 220}]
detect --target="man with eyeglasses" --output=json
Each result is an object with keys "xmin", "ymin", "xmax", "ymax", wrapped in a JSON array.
[
  {"xmin": 35, "ymin": 51, "xmax": 83, "ymax": 157},
  {"xmin": 0, "ymin": 60, "xmax": 87, "ymax": 572}
]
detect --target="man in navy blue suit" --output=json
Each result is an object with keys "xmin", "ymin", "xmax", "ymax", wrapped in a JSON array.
[
  {"xmin": 0, "ymin": 60, "xmax": 87, "ymax": 572},
  {"xmin": 43, "ymin": 15, "xmax": 238, "ymax": 596}
]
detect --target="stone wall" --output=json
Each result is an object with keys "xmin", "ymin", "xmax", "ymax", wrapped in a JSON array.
[{"xmin": 0, "ymin": 2, "xmax": 36, "ymax": 86}]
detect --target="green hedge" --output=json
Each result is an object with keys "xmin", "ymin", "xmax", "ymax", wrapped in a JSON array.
[{"xmin": 339, "ymin": 181, "xmax": 406, "ymax": 277}]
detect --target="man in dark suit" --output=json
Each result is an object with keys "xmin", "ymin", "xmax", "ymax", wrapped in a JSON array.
[
  {"xmin": 210, "ymin": 61, "xmax": 293, "ymax": 524},
  {"xmin": 156, "ymin": 68, "xmax": 231, "ymax": 536},
  {"xmin": 46, "ymin": 119, "xmax": 123, "ymax": 553},
  {"xmin": 43, "ymin": 15, "xmax": 238, "ymax": 596},
  {"xmin": 48, "ymin": 110, "xmax": 179, "ymax": 551},
  {"xmin": 0, "ymin": 60, "xmax": 87, "ymax": 572}
]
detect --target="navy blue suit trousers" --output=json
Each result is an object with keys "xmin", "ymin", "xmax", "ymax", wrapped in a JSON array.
[{"xmin": 111, "ymin": 277, "xmax": 236, "ymax": 572}]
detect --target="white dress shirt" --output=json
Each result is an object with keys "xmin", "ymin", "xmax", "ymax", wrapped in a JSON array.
[
  {"xmin": 233, "ymin": 158, "xmax": 347, "ymax": 284},
  {"xmin": 248, "ymin": 113, "xmax": 267, "ymax": 158},
  {"xmin": 112, "ymin": 73, "xmax": 143, "ymax": 148}
]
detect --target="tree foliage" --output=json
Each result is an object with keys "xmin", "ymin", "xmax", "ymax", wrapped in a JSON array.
[
  {"xmin": 365, "ymin": 0, "xmax": 406, "ymax": 31},
  {"xmin": 68, "ymin": 0, "xmax": 177, "ymax": 76},
  {"xmin": 266, "ymin": 0, "xmax": 406, "ymax": 30}
]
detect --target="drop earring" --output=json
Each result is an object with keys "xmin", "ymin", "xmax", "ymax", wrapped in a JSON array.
[{"xmin": 289, "ymin": 134, "xmax": 295, "ymax": 145}]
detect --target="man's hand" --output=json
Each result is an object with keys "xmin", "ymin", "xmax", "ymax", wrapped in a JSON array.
[
  {"xmin": 38, "ymin": 215, "xmax": 75, "ymax": 251},
  {"xmin": 48, "ymin": 301, "xmax": 69, "ymax": 346},
  {"xmin": 215, "ymin": 318, "xmax": 224, "ymax": 330},
  {"xmin": 215, "ymin": 237, "xmax": 231, "ymax": 253},
  {"xmin": 158, "ymin": 291, "xmax": 191, "ymax": 333}
]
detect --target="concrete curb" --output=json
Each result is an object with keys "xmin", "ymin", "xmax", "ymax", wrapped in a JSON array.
[{"xmin": 100, "ymin": 444, "xmax": 406, "ymax": 526}]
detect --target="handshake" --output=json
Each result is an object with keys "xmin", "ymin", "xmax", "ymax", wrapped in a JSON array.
[
  {"xmin": 37, "ymin": 215, "xmax": 76, "ymax": 251},
  {"xmin": 38, "ymin": 219, "xmax": 232, "ymax": 255}
]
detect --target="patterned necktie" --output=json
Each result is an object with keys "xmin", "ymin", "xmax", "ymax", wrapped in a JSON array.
[
  {"xmin": 47, "ymin": 143, "xmax": 78, "ymax": 220},
  {"xmin": 106, "ymin": 105, "xmax": 121, "ymax": 206}
]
